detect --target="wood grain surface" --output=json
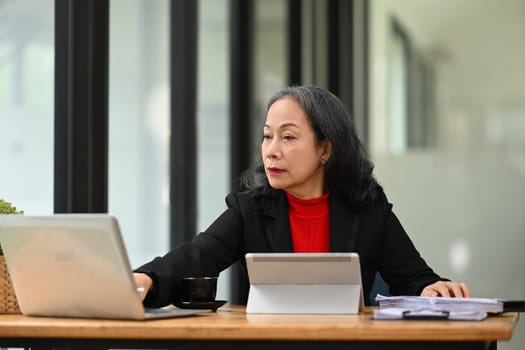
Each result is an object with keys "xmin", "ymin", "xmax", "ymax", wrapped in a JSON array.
[{"xmin": 0, "ymin": 305, "xmax": 519, "ymax": 342}]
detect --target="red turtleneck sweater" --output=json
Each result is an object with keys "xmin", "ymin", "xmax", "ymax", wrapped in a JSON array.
[{"xmin": 285, "ymin": 191, "xmax": 330, "ymax": 252}]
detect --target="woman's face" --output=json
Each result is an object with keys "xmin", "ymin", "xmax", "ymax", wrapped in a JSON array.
[{"xmin": 262, "ymin": 98, "xmax": 331, "ymax": 199}]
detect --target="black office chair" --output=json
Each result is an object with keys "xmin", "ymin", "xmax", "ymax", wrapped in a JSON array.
[{"xmin": 369, "ymin": 272, "xmax": 390, "ymax": 306}]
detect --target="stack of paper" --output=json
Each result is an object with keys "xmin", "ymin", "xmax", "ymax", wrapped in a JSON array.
[
  {"xmin": 375, "ymin": 294, "xmax": 504, "ymax": 313},
  {"xmin": 372, "ymin": 294, "xmax": 506, "ymax": 321}
]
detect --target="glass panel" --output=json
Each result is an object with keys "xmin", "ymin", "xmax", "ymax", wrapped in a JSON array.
[
  {"xmin": 387, "ymin": 25, "xmax": 408, "ymax": 153},
  {"xmin": 109, "ymin": 0, "xmax": 170, "ymax": 267},
  {"xmin": 253, "ymin": 0, "xmax": 288, "ymax": 142},
  {"xmin": 370, "ymin": 1, "xmax": 525, "ymax": 349},
  {"xmin": 0, "ymin": 0, "xmax": 54, "ymax": 214},
  {"xmin": 197, "ymin": 0, "xmax": 230, "ymax": 300}
]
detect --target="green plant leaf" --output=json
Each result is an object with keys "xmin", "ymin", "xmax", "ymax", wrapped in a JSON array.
[
  {"xmin": 0, "ymin": 198, "xmax": 23, "ymax": 214},
  {"xmin": 0, "ymin": 198, "xmax": 24, "ymax": 255}
]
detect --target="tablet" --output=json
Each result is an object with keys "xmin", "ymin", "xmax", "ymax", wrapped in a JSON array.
[{"xmin": 245, "ymin": 252, "xmax": 364, "ymax": 314}]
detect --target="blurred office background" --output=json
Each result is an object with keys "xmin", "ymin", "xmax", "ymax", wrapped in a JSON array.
[{"xmin": 0, "ymin": 0, "xmax": 523, "ymax": 348}]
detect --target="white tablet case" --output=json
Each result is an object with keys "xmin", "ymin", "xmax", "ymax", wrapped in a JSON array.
[{"xmin": 245, "ymin": 253, "xmax": 364, "ymax": 314}]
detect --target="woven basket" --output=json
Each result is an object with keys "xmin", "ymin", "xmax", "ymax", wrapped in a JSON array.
[{"xmin": 0, "ymin": 255, "xmax": 21, "ymax": 314}]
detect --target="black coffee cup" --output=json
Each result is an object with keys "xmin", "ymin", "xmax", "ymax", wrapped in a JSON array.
[{"xmin": 180, "ymin": 276, "xmax": 218, "ymax": 302}]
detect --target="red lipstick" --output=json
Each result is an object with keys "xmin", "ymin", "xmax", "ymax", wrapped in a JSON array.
[{"xmin": 267, "ymin": 167, "xmax": 285, "ymax": 175}]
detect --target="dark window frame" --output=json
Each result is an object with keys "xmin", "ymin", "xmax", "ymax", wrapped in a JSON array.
[
  {"xmin": 228, "ymin": 0, "xmax": 255, "ymax": 305},
  {"xmin": 54, "ymin": 0, "xmax": 109, "ymax": 214},
  {"xmin": 170, "ymin": 0, "xmax": 198, "ymax": 247}
]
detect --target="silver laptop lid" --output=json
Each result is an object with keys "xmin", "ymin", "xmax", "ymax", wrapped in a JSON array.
[{"xmin": 0, "ymin": 214, "xmax": 148, "ymax": 319}]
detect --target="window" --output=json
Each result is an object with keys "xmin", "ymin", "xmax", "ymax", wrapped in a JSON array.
[
  {"xmin": 108, "ymin": 0, "xmax": 170, "ymax": 267},
  {"xmin": 197, "ymin": 0, "xmax": 230, "ymax": 299},
  {"xmin": 0, "ymin": 0, "xmax": 54, "ymax": 214}
]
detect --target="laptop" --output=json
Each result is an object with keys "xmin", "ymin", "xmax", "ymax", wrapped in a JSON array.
[
  {"xmin": 245, "ymin": 252, "xmax": 364, "ymax": 314},
  {"xmin": 0, "ymin": 214, "xmax": 207, "ymax": 320}
]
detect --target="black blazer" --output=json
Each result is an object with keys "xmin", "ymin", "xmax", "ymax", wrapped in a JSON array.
[{"xmin": 136, "ymin": 189, "xmax": 442, "ymax": 307}]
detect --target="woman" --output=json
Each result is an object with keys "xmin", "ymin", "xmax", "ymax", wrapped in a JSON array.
[{"xmin": 134, "ymin": 86, "xmax": 470, "ymax": 307}]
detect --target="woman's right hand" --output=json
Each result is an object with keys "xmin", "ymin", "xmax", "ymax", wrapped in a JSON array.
[{"xmin": 133, "ymin": 272, "xmax": 153, "ymax": 301}]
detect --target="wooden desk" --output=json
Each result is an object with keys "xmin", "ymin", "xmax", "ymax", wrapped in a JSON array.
[{"xmin": 0, "ymin": 305, "xmax": 519, "ymax": 350}]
